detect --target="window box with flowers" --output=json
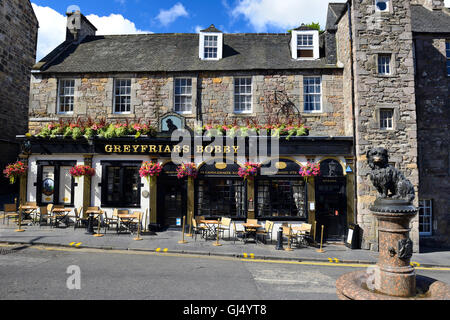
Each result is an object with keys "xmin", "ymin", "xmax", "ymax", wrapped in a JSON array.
[{"xmin": 3, "ymin": 161, "xmax": 28, "ymax": 184}]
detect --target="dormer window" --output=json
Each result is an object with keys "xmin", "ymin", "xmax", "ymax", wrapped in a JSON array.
[
  {"xmin": 199, "ymin": 24, "xmax": 223, "ymax": 61},
  {"xmin": 291, "ymin": 25, "xmax": 319, "ymax": 60}
]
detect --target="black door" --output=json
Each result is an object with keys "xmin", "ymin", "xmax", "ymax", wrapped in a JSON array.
[
  {"xmin": 315, "ymin": 177, "xmax": 347, "ymax": 242},
  {"xmin": 157, "ymin": 177, "xmax": 186, "ymax": 228}
]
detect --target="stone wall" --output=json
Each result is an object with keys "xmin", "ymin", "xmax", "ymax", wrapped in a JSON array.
[
  {"xmin": 414, "ymin": 34, "xmax": 450, "ymax": 248},
  {"xmin": 348, "ymin": 0, "xmax": 420, "ymax": 251},
  {"xmin": 29, "ymin": 70, "xmax": 345, "ymax": 137},
  {"xmin": 0, "ymin": 0, "xmax": 38, "ymax": 194}
]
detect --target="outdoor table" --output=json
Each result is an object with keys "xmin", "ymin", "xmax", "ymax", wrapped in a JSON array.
[
  {"xmin": 19, "ymin": 205, "xmax": 38, "ymax": 221},
  {"xmin": 85, "ymin": 209, "xmax": 102, "ymax": 234},
  {"xmin": 118, "ymin": 213, "xmax": 139, "ymax": 234},
  {"xmin": 242, "ymin": 223, "xmax": 262, "ymax": 244},
  {"xmin": 200, "ymin": 220, "xmax": 220, "ymax": 240},
  {"xmin": 51, "ymin": 208, "xmax": 72, "ymax": 228}
]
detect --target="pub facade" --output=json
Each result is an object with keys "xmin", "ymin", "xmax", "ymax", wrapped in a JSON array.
[{"xmin": 19, "ymin": 0, "xmax": 450, "ymax": 250}]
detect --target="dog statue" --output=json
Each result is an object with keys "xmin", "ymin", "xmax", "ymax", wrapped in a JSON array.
[{"xmin": 366, "ymin": 147, "xmax": 415, "ymax": 202}]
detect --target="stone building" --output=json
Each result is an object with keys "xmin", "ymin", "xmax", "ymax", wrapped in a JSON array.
[
  {"xmin": 0, "ymin": 0, "xmax": 38, "ymax": 195},
  {"xmin": 19, "ymin": 1, "xmax": 450, "ymax": 250}
]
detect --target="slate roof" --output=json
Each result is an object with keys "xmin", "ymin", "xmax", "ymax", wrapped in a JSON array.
[
  {"xmin": 36, "ymin": 33, "xmax": 338, "ymax": 74},
  {"xmin": 410, "ymin": 5, "xmax": 450, "ymax": 33},
  {"xmin": 325, "ymin": 3, "xmax": 347, "ymax": 32}
]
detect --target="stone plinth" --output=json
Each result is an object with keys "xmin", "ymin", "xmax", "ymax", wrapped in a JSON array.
[{"xmin": 371, "ymin": 198, "xmax": 417, "ymax": 297}]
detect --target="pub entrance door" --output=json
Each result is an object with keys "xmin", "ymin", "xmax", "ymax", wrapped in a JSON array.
[
  {"xmin": 315, "ymin": 176, "xmax": 347, "ymax": 242},
  {"xmin": 157, "ymin": 177, "xmax": 186, "ymax": 228}
]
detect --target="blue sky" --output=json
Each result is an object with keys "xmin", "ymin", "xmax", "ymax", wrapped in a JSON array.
[
  {"xmin": 31, "ymin": 0, "xmax": 347, "ymax": 61},
  {"xmin": 31, "ymin": 0, "xmax": 450, "ymax": 61}
]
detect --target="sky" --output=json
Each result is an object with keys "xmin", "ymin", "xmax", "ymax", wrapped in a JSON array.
[{"xmin": 31, "ymin": 0, "xmax": 450, "ymax": 61}]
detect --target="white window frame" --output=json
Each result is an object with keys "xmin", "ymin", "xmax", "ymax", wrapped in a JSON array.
[
  {"xmin": 199, "ymin": 32, "xmax": 223, "ymax": 61},
  {"xmin": 291, "ymin": 30, "xmax": 319, "ymax": 60},
  {"xmin": 113, "ymin": 79, "xmax": 132, "ymax": 114},
  {"xmin": 379, "ymin": 108, "xmax": 394, "ymax": 130},
  {"xmin": 174, "ymin": 78, "xmax": 193, "ymax": 114},
  {"xmin": 233, "ymin": 77, "xmax": 253, "ymax": 114},
  {"xmin": 375, "ymin": 0, "xmax": 391, "ymax": 13},
  {"xmin": 57, "ymin": 79, "xmax": 75, "ymax": 114},
  {"xmin": 303, "ymin": 76, "xmax": 322, "ymax": 113},
  {"xmin": 419, "ymin": 199, "xmax": 433, "ymax": 236},
  {"xmin": 378, "ymin": 54, "xmax": 391, "ymax": 75},
  {"xmin": 446, "ymin": 41, "xmax": 450, "ymax": 77}
]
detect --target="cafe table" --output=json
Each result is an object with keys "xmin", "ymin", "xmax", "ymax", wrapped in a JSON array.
[
  {"xmin": 51, "ymin": 207, "xmax": 72, "ymax": 228},
  {"xmin": 85, "ymin": 209, "xmax": 103, "ymax": 234},
  {"xmin": 19, "ymin": 204, "xmax": 39, "ymax": 221},
  {"xmin": 199, "ymin": 220, "xmax": 220, "ymax": 240},
  {"xmin": 117, "ymin": 213, "xmax": 140, "ymax": 234},
  {"xmin": 242, "ymin": 222, "xmax": 263, "ymax": 244}
]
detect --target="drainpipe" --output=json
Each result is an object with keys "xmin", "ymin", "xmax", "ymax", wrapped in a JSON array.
[{"xmin": 347, "ymin": 0, "xmax": 358, "ymax": 226}]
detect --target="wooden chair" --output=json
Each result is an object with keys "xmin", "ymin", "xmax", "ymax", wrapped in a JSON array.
[
  {"xmin": 192, "ymin": 218, "xmax": 208, "ymax": 241},
  {"xmin": 217, "ymin": 217, "xmax": 232, "ymax": 240},
  {"xmin": 104, "ymin": 209, "xmax": 120, "ymax": 233},
  {"xmin": 282, "ymin": 225, "xmax": 295, "ymax": 249},
  {"xmin": 72, "ymin": 207, "xmax": 86, "ymax": 230},
  {"xmin": 22, "ymin": 202, "xmax": 37, "ymax": 221},
  {"xmin": 257, "ymin": 221, "xmax": 274, "ymax": 244},
  {"xmin": 3, "ymin": 204, "xmax": 18, "ymax": 225},
  {"xmin": 232, "ymin": 221, "xmax": 246, "ymax": 244},
  {"xmin": 37, "ymin": 206, "xmax": 50, "ymax": 226}
]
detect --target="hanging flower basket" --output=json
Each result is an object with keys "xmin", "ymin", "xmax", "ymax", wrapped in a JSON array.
[
  {"xmin": 139, "ymin": 161, "xmax": 163, "ymax": 181},
  {"xmin": 69, "ymin": 165, "xmax": 96, "ymax": 179},
  {"xmin": 3, "ymin": 161, "xmax": 28, "ymax": 184},
  {"xmin": 299, "ymin": 162, "xmax": 320, "ymax": 182},
  {"xmin": 238, "ymin": 162, "xmax": 261, "ymax": 180},
  {"xmin": 176, "ymin": 163, "xmax": 198, "ymax": 179}
]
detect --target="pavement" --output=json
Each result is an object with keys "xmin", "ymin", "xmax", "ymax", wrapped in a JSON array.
[{"xmin": 1, "ymin": 217, "xmax": 449, "ymax": 269}]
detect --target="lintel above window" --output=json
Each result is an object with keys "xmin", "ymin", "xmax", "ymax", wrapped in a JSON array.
[
  {"xmin": 199, "ymin": 24, "xmax": 223, "ymax": 61},
  {"xmin": 291, "ymin": 25, "xmax": 319, "ymax": 60}
]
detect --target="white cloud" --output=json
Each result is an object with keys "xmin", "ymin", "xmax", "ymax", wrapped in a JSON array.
[
  {"xmin": 31, "ymin": 3, "xmax": 151, "ymax": 61},
  {"xmin": 194, "ymin": 25, "xmax": 204, "ymax": 33},
  {"xmin": 156, "ymin": 3, "xmax": 189, "ymax": 26},
  {"xmin": 230, "ymin": 0, "xmax": 345, "ymax": 32}
]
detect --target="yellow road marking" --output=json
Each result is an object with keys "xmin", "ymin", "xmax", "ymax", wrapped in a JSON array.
[
  {"xmin": 163, "ymin": 248, "xmax": 168, "ymax": 253},
  {"xmin": 156, "ymin": 248, "xmax": 161, "ymax": 252},
  {"xmin": 9, "ymin": 244, "xmax": 450, "ymax": 271},
  {"xmin": 69, "ymin": 242, "xmax": 75, "ymax": 246},
  {"xmin": 243, "ymin": 253, "xmax": 248, "ymax": 258}
]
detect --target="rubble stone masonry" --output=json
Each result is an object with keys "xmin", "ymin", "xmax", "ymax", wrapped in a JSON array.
[{"xmin": 0, "ymin": 0, "xmax": 38, "ymax": 193}]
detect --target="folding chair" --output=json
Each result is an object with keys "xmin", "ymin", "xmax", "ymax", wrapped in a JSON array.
[
  {"xmin": 257, "ymin": 221, "xmax": 274, "ymax": 244},
  {"xmin": 217, "ymin": 217, "xmax": 232, "ymax": 240}
]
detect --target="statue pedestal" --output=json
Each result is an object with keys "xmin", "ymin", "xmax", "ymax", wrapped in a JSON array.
[{"xmin": 370, "ymin": 198, "xmax": 417, "ymax": 297}]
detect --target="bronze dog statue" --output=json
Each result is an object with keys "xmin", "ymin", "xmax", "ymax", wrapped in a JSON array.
[{"xmin": 366, "ymin": 147, "xmax": 415, "ymax": 202}]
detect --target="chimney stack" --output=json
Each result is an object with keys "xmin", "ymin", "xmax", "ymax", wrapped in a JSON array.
[{"xmin": 66, "ymin": 10, "xmax": 97, "ymax": 43}]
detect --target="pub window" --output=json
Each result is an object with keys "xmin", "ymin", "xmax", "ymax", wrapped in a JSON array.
[
  {"xmin": 378, "ymin": 54, "xmax": 391, "ymax": 75},
  {"xmin": 303, "ymin": 76, "xmax": 322, "ymax": 112},
  {"xmin": 379, "ymin": 108, "xmax": 394, "ymax": 130},
  {"xmin": 174, "ymin": 78, "xmax": 192, "ymax": 114},
  {"xmin": 58, "ymin": 79, "xmax": 75, "ymax": 114},
  {"xmin": 114, "ymin": 79, "xmax": 132, "ymax": 114},
  {"xmin": 37, "ymin": 161, "xmax": 76, "ymax": 206},
  {"xmin": 196, "ymin": 179, "xmax": 246, "ymax": 219},
  {"xmin": 446, "ymin": 41, "xmax": 450, "ymax": 76},
  {"xmin": 101, "ymin": 162, "xmax": 141, "ymax": 208},
  {"xmin": 419, "ymin": 199, "xmax": 433, "ymax": 236},
  {"xmin": 234, "ymin": 77, "xmax": 252, "ymax": 113},
  {"xmin": 256, "ymin": 179, "xmax": 306, "ymax": 219}
]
